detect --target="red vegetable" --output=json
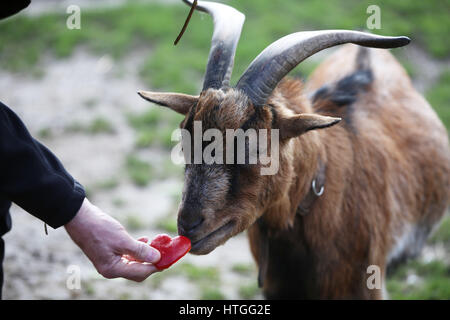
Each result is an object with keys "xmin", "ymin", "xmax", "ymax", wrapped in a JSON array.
[{"xmin": 150, "ymin": 234, "xmax": 191, "ymax": 270}]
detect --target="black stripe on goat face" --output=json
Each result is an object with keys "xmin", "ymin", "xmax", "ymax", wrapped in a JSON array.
[
  {"xmin": 176, "ymin": 88, "xmax": 269, "ymax": 255},
  {"xmin": 178, "ymin": 161, "xmax": 234, "ymax": 255}
]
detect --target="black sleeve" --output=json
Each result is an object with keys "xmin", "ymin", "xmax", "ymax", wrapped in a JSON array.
[
  {"xmin": 0, "ymin": 1, "xmax": 31, "ymax": 19},
  {"xmin": 0, "ymin": 101, "xmax": 85, "ymax": 229}
]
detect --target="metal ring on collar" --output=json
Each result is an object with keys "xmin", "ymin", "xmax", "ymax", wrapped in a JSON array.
[{"xmin": 312, "ymin": 179, "xmax": 324, "ymax": 197}]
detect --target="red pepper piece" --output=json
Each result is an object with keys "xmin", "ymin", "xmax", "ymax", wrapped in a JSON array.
[{"xmin": 150, "ymin": 234, "xmax": 191, "ymax": 270}]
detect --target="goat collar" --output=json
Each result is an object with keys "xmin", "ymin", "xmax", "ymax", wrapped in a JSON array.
[
  {"xmin": 255, "ymin": 159, "xmax": 326, "ymax": 289},
  {"xmin": 297, "ymin": 158, "xmax": 326, "ymax": 216}
]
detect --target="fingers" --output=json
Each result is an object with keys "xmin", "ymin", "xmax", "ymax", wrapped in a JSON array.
[
  {"xmin": 100, "ymin": 259, "xmax": 160, "ymax": 282},
  {"xmin": 120, "ymin": 237, "xmax": 161, "ymax": 264},
  {"xmin": 99, "ymin": 236, "xmax": 161, "ymax": 281},
  {"xmin": 115, "ymin": 260, "xmax": 160, "ymax": 282},
  {"xmin": 123, "ymin": 236, "xmax": 151, "ymax": 262},
  {"xmin": 137, "ymin": 236, "xmax": 149, "ymax": 243}
]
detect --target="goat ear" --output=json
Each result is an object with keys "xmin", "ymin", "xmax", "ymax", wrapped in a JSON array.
[
  {"xmin": 279, "ymin": 113, "xmax": 341, "ymax": 140},
  {"xmin": 137, "ymin": 90, "xmax": 199, "ymax": 115}
]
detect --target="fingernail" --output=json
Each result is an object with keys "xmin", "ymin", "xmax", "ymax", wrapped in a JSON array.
[{"xmin": 147, "ymin": 246, "xmax": 161, "ymax": 263}]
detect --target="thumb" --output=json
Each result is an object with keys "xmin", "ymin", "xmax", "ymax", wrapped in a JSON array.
[{"xmin": 121, "ymin": 238, "xmax": 161, "ymax": 264}]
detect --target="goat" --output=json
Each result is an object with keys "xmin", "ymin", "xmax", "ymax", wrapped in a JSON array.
[{"xmin": 138, "ymin": 0, "xmax": 450, "ymax": 299}]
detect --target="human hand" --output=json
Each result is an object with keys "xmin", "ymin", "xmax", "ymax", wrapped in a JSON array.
[{"xmin": 65, "ymin": 198, "xmax": 161, "ymax": 282}]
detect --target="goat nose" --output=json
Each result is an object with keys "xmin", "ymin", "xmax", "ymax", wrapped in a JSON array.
[{"xmin": 178, "ymin": 212, "xmax": 204, "ymax": 236}]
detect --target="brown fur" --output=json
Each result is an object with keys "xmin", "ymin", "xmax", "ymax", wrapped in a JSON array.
[
  {"xmin": 247, "ymin": 45, "xmax": 450, "ymax": 299},
  {"xmin": 143, "ymin": 44, "xmax": 450, "ymax": 299}
]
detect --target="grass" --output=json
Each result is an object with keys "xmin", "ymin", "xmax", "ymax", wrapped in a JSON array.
[
  {"xmin": 124, "ymin": 214, "xmax": 147, "ymax": 231},
  {"xmin": 231, "ymin": 263, "xmax": 255, "ymax": 276},
  {"xmin": 238, "ymin": 282, "xmax": 260, "ymax": 299},
  {"xmin": 64, "ymin": 121, "xmax": 85, "ymax": 134},
  {"xmin": 2, "ymin": 1, "xmax": 447, "ymax": 136},
  {"xmin": 83, "ymin": 281, "xmax": 96, "ymax": 296},
  {"xmin": 427, "ymin": 69, "xmax": 450, "ymax": 130},
  {"xmin": 88, "ymin": 117, "xmax": 115, "ymax": 134},
  {"xmin": 160, "ymin": 160, "xmax": 184, "ymax": 179},
  {"xmin": 156, "ymin": 215, "xmax": 178, "ymax": 234},
  {"xmin": 387, "ymin": 260, "xmax": 450, "ymax": 300},
  {"xmin": 37, "ymin": 127, "xmax": 53, "ymax": 139},
  {"xmin": 95, "ymin": 177, "xmax": 119, "ymax": 191},
  {"xmin": 200, "ymin": 287, "xmax": 226, "ymax": 300},
  {"xmin": 64, "ymin": 117, "xmax": 115, "ymax": 135},
  {"xmin": 125, "ymin": 154, "xmax": 153, "ymax": 186},
  {"xmin": 83, "ymin": 98, "xmax": 99, "ymax": 109},
  {"xmin": 149, "ymin": 261, "xmax": 222, "ymax": 299},
  {"xmin": 2, "ymin": 0, "xmax": 448, "ymax": 143},
  {"xmin": 118, "ymin": 292, "xmax": 132, "ymax": 300},
  {"xmin": 112, "ymin": 197, "xmax": 126, "ymax": 208},
  {"xmin": 134, "ymin": 126, "xmax": 174, "ymax": 149},
  {"xmin": 125, "ymin": 151, "xmax": 183, "ymax": 186},
  {"xmin": 1, "ymin": 1, "xmax": 448, "ymax": 86},
  {"xmin": 0, "ymin": 3, "xmax": 183, "ymax": 72},
  {"xmin": 127, "ymin": 107, "xmax": 184, "ymax": 149},
  {"xmin": 429, "ymin": 215, "xmax": 450, "ymax": 246},
  {"xmin": 178, "ymin": 263, "xmax": 220, "ymax": 283},
  {"xmin": 177, "ymin": 263, "xmax": 223, "ymax": 299},
  {"xmin": 386, "ymin": 213, "xmax": 450, "ymax": 299}
]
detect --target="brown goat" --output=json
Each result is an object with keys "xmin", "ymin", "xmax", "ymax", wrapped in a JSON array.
[{"xmin": 138, "ymin": 1, "xmax": 450, "ymax": 299}]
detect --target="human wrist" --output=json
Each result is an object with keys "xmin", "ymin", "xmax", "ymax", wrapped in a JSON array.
[{"xmin": 64, "ymin": 197, "xmax": 95, "ymax": 233}]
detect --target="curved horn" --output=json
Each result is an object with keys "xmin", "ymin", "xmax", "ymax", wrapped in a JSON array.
[
  {"xmin": 182, "ymin": 0, "xmax": 245, "ymax": 90},
  {"xmin": 236, "ymin": 30, "xmax": 410, "ymax": 106}
]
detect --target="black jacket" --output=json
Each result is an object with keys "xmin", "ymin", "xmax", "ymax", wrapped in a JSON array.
[
  {"xmin": 0, "ymin": 101, "xmax": 85, "ymax": 237},
  {"xmin": 0, "ymin": 1, "xmax": 30, "ymax": 19}
]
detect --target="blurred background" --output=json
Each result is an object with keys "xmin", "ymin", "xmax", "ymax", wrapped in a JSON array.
[{"xmin": 0, "ymin": 0, "xmax": 448, "ymax": 299}]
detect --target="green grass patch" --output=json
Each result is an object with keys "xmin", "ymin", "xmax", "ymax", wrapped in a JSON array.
[
  {"xmin": 231, "ymin": 263, "xmax": 255, "ymax": 276},
  {"xmin": 88, "ymin": 117, "xmax": 115, "ymax": 134},
  {"xmin": 238, "ymin": 282, "xmax": 260, "ymax": 299},
  {"xmin": 429, "ymin": 215, "xmax": 450, "ymax": 246},
  {"xmin": 127, "ymin": 107, "xmax": 183, "ymax": 149},
  {"xmin": 199, "ymin": 287, "xmax": 226, "ymax": 300},
  {"xmin": 37, "ymin": 127, "xmax": 53, "ymax": 139},
  {"xmin": 387, "ymin": 214, "xmax": 450, "ymax": 300},
  {"xmin": 112, "ymin": 197, "xmax": 126, "ymax": 208},
  {"xmin": 1, "ymin": 0, "xmax": 448, "ymax": 93},
  {"xmin": 83, "ymin": 281, "xmax": 96, "ymax": 296},
  {"xmin": 63, "ymin": 117, "xmax": 115, "ymax": 135},
  {"xmin": 134, "ymin": 127, "xmax": 175, "ymax": 149},
  {"xmin": 83, "ymin": 98, "xmax": 99, "ymax": 109},
  {"xmin": 427, "ymin": 70, "xmax": 450, "ymax": 130},
  {"xmin": 160, "ymin": 160, "xmax": 184, "ymax": 179},
  {"xmin": 125, "ymin": 154, "xmax": 153, "ymax": 186},
  {"xmin": 64, "ymin": 121, "xmax": 84, "ymax": 134},
  {"xmin": 156, "ymin": 215, "xmax": 178, "ymax": 234},
  {"xmin": 124, "ymin": 214, "xmax": 147, "ymax": 231},
  {"xmin": 176, "ymin": 263, "xmax": 222, "ymax": 300},
  {"xmin": 178, "ymin": 263, "xmax": 220, "ymax": 283},
  {"xmin": 387, "ymin": 259, "xmax": 450, "ymax": 300},
  {"xmin": 149, "ymin": 262, "xmax": 222, "ymax": 299},
  {"xmin": 0, "ymin": 3, "xmax": 184, "ymax": 72},
  {"xmin": 95, "ymin": 177, "xmax": 120, "ymax": 191}
]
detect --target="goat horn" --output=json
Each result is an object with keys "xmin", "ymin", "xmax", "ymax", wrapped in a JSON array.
[
  {"xmin": 182, "ymin": 0, "xmax": 245, "ymax": 90},
  {"xmin": 236, "ymin": 30, "xmax": 410, "ymax": 106}
]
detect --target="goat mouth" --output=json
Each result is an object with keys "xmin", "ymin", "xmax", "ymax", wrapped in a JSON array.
[{"xmin": 190, "ymin": 220, "xmax": 235, "ymax": 255}]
